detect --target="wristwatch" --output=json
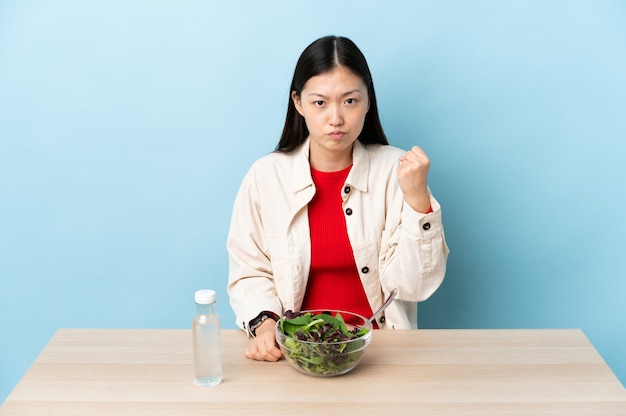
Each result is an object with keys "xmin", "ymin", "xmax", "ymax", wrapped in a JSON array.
[{"xmin": 248, "ymin": 311, "xmax": 280, "ymax": 337}]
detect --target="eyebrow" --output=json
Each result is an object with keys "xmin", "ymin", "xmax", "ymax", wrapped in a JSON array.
[{"xmin": 306, "ymin": 89, "xmax": 363, "ymax": 98}]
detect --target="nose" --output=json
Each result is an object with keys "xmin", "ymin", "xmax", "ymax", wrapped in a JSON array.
[{"xmin": 329, "ymin": 104, "xmax": 343, "ymax": 126}]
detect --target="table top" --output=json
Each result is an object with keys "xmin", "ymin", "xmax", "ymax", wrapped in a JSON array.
[{"xmin": 1, "ymin": 328, "xmax": 625, "ymax": 415}]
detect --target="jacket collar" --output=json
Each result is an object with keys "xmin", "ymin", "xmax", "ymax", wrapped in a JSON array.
[
  {"xmin": 346, "ymin": 140, "xmax": 369, "ymax": 192},
  {"xmin": 292, "ymin": 138, "xmax": 370, "ymax": 193}
]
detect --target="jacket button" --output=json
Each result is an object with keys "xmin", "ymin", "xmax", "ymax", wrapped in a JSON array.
[
  {"xmin": 345, "ymin": 208, "xmax": 353, "ymax": 216},
  {"xmin": 380, "ymin": 316, "xmax": 386, "ymax": 323},
  {"xmin": 422, "ymin": 222, "xmax": 431, "ymax": 230},
  {"xmin": 361, "ymin": 266, "xmax": 369, "ymax": 274},
  {"xmin": 344, "ymin": 185, "xmax": 351, "ymax": 194}
]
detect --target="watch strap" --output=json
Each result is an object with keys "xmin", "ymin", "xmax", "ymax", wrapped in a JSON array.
[{"xmin": 248, "ymin": 311, "xmax": 280, "ymax": 337}]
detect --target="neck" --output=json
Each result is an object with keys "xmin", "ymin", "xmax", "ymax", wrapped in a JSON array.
[{"xmin": 309, "ymin": 144, "xmax": 353, "ymax": 172}]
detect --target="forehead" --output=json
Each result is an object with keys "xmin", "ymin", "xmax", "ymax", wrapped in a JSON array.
[{"xmin": 302, "ymin": 66, "xmax": 367, "ymax": 94}]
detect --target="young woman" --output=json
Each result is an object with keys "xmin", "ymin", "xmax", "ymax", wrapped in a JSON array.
[{"xmin": 227, "ymin": 35, "xmax": 449, "ymax": 361}]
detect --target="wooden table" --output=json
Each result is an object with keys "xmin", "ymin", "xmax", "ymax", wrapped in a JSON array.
[{"xmin": 1, "ymin": 329, "xmax": 625, "ymax": 415}]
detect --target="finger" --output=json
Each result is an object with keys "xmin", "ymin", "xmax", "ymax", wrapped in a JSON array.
[
  {"xmin": 246, "ymin": 338, "xmax": 267, "ymax": 360},
  {"xmin": 246, "ymin": 339, "xmax": 281, "ymax": 362},
  {"xmin": 245, "ymin": 345, "xmax": 257, "ymax": 360},
  {"xmin": 265, "ymin": 344, "xmax": 283, "ymax": 361},
  {"xmin": 403, "ymin": 146, "xmax": 428, "ymax": 162},
  {"xmin": 246, "ymin": 339, "xmax": 265, "ymax": 358},
  {"xmin": 398, "ymin": 155, "xmax": 420, "ymax": 168},
  {"xmin": 410, "ymin": 145, "xmax": 427, "ymax": 157},
  {"xmin": 259, "ymin": 337, "xmax": 282, "ymax": 361},
  {"xmin": 399, "ymin": 152, "xmax": 430, "ymax": 174}
]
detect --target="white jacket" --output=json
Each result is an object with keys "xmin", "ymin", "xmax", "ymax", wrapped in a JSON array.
[{"xmin": 227, "ymin": 138, "xmax": 449, "ymax": 335}]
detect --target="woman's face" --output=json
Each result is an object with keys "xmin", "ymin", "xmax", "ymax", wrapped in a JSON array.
[{"xmin": 292, "ymin": 65, "xmax": 369, "ymax": 170}]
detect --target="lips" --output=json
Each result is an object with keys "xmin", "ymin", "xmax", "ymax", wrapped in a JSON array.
[{"xmin": 328, "ymin": 131, "xmax": 346, "ymax": 139}]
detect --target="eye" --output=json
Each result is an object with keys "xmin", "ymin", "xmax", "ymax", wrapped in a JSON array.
[
  {"xmin": 314, "ymin": 100, "xmax": 325, "ymax": 106},
  {"xmin": 345, "ymin": 98, "xmax": 356, "ymax": 105}
]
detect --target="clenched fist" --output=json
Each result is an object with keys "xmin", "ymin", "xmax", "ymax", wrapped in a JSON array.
[{"xmin": 397, "ymin": 146, "xmax": 432, "ymax": 213}]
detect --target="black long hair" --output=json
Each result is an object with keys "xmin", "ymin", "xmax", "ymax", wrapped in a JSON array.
[{"xmin": 276, "ymin": 36, "xmax": 388, "ymax": 152}]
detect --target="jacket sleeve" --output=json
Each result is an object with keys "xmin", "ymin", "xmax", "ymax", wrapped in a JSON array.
[
  {"xmin": 378, "ymin": 190, "xmax": 449, "ymax": 303},
  {"xmin": 226, "ymin": 170, "xmax": 284, "ymax": 335}
]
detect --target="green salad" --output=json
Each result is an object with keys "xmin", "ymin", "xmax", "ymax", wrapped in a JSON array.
[{"xmin": 277, "ymin": 310, "xmax": 370, "ymax": 376}]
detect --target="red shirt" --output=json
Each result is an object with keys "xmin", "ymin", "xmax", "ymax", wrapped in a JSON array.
[{"xmin": 301, "ymin": 165, "xmax": 375, "ymax": 327}]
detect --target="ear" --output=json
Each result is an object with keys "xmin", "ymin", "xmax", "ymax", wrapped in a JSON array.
[{"xmin": 292, "ymin": 91, "xmax": 304, "ymax": 117}]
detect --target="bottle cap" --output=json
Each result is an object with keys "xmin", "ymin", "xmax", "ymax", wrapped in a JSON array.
[{"xmin": 195, "ymin": 289, "xmax": 216, "ymax": 304}]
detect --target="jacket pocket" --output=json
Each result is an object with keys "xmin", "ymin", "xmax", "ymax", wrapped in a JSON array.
[{"xmin": 265, "ymin": 234, "xmax": 304, "ymax": 312}]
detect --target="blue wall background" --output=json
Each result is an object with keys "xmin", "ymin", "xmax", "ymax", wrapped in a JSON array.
[{"xmin": 1, "ymin": 0, "xmax": 625, "ymax": 402}]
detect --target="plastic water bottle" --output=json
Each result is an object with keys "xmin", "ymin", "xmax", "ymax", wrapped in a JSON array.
[{"xmin": 192, "ymin": 289, "xmax": 222, "ymax": 386}]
